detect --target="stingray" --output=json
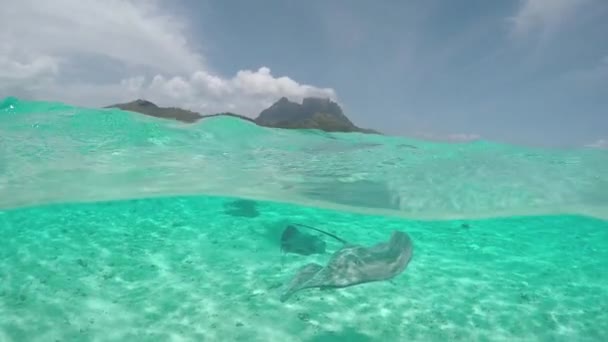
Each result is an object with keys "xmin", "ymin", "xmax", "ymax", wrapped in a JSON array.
[
  {"xmin": 223, "ymin": 199, "xmax": 260, "ymax": 218},
  {"xmin": 280, "ymin": 224, "xmax": 348, "ymax": 256},
  {"xmin": 279, "ymin": 230, "xmax": 413, "ymax": 302}
]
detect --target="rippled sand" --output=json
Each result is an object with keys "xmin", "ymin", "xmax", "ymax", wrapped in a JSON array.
[{"xmin": 1, "ymin": 195, "xmax": 606, "ymax": 341}]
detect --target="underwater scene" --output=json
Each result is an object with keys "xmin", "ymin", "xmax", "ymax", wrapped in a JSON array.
[{"xmin": 1, "ymin": 97, "xmax": 607, "ymax": 341}]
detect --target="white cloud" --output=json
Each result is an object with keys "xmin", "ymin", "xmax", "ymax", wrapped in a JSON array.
[
  {"xmin": 0, "ymin": 0, "xmax": 336, "ymax": 116},
  {"xmin": 0, "ymin": 55, "xmax": 59, "ymax": 80},
  {"xmin": 45, "ymin": 67, "xmax": 335, "ymax": 117},
  {"xmin": 586, "ymin": 139, "xmax": 608, "ymax": 149},
  {"xmin": 0, "ymin": 0, "xmax": 203, "ymax": 75},
  {"xmin": 508, "ymin": 0, "xmax": 590, "ymax": 36},
  {"xmin": 134, "ymin": 67, "xmax": 336, "ymax": 116}
]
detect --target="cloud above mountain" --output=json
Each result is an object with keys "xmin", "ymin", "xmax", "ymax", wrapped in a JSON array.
[{"xmin": 0, "ymin": 0, "xmax": 336, "ymax": 116}]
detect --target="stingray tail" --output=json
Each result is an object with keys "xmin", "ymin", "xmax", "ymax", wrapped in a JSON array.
[{"xmin": 292, "ymin": 223, "xmax": 348, "ymax": 244}]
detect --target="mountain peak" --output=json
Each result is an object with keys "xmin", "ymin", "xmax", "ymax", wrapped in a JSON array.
[
  {"xmin": 254, "ymin": 97, "xmax": 377, "ymax": 134},
  {"xmin": 133, "ymin": 99, "xmax": 158, "ymax": 108}
]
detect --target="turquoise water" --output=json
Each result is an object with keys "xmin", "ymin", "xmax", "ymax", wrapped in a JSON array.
[{"xmin": 1, "ymin": 97, "xmax": 607, "ymax": 341}]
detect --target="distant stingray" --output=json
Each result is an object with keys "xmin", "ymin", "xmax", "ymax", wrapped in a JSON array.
[
  {"xmin": 280, "ymin": 224, "xmax": 348, "ymax": 256},
  {"xmin": 279, "ymin": 230, "xmax": 413, "ymax": 302},
  {"xmin": 223, "ymin": 199, "xmax": 259, "ymax": 218}
]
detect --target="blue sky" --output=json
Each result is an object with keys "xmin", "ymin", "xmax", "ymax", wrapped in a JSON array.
[{"xmin": 1, "ymin": 0, "xmax": 607, "ymax": 147}]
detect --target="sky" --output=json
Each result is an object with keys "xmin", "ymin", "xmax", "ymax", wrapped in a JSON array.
[{"xmin": 1, "ymin": 0, "xmax": 607, "ymax": 148}]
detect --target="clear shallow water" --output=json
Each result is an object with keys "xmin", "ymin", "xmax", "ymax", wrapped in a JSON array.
[
  {"xmin": 1, "ymin": 97, "xmax": 607, "ymax": 220},
  {"xmin": 1, "ymin": 97, "xmax": 608, "ymax": 341},
  {"xmin": 1, "ymin": 197, "xmax": 607, "ymax": 341}
]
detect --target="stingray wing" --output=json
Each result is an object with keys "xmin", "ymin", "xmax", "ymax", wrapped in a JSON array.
[
  {"xmin": 278, "ymin": 231, "xmax": 414, "ymax": 302},
  {"xmin": 279, "ymin": 263, "xmax": 324, "ymax": 302},
  {"xmin": 355, "ymin": 230, "xmax": 413, "ymax": 281}
]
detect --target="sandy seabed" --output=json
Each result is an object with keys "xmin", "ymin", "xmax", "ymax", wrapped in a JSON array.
[{"xmin": 1, "ymin": 195, "xmax": 607, "ymax": 342}]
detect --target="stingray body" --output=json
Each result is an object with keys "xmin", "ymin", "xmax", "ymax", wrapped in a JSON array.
[
  {"xmin": 280, "ymin": 224, "xmax": 348, "ymax": 256},
  {"xmin": 280, "ymin": 230, "xmax": 413, "ymax": 302},
  {"xmin": 280, "ymin": 225, "xmax": 327, "ymax": 256}
]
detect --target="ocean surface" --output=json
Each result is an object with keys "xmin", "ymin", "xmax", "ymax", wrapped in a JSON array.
[{"xmin": 1, "ymin": 96, "xmax": 607, "ymax": 341}]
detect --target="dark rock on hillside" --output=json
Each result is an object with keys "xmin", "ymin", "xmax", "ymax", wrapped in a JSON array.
[
  {"xmin": 256, "ymin": 97, "xmax": 303, "ymax": 125},
  {"xmin": 255, "ymin": 97, "xmax": 377, "ymax": 134}
]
